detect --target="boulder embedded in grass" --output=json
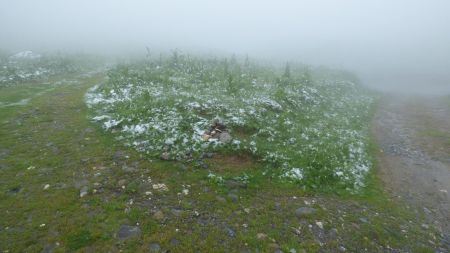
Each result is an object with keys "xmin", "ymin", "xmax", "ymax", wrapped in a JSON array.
[{"xmin": 117, "ymin": 224, "xmax": 141, "ymax": 239}]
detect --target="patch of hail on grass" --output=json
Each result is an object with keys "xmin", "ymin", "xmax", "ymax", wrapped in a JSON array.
[
  {"xmin": 85, "ymin": 84, "xmax": 134, "ymax": 107},
  {"xmin": 122, "ymin": 123, "xmax": 150, "ymax": 135},
  {"xmin": 0, "ymin": 98, "xmax": 31, "ymax": 108},
  {"xmin": 335, "ymin": 170, "xmax": 344, "ymax": 177},
  {"xmin": 186, "ymin": 101, "xmax": 201, "ymax": 109},
  {"xmin": 152, "ymin": 183, "xmax": 169, "ymax": 192},
  {"xmin": 164, "ymin": 137, "xmax": 176, "ymax": 145},
  {"xmin": 258, "ymin": 97, "xmax": 282, "ymax": 111},
  {"xmin": 207, "ymin": 172, "xmax": 224, "ymax": 184},
  {"xmin": 92, "ymin": 115, "xmax": 111, "ymax": 121},
  {"xmin": 103, "ymin": 119, "xmax": 123, "ymax": 129},
  {"xmin": 281, "ymin": 167, "xmax": 304, "ymax": 181},
  {"xmin": 234, "ymin": 173, "xmax": 251, "ymax": 184}
]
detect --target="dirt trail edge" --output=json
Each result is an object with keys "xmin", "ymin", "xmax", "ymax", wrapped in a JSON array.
[{"xmin": 373, "ymin": 94, "xmax": 450, "ymax": 244}]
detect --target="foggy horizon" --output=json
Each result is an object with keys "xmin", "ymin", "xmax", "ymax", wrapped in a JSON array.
[{"xmin": 2, "ymin": 0, "xmax": 450, "ymax": 93}]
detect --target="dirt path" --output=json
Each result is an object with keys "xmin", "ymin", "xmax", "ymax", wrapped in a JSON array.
[{"xmin": 373, "ymin": 94, "xmax": 450, "ymax": 243}]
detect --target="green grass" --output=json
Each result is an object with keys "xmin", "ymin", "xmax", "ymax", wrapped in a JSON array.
[
  {"xmin": 0, "ymin": 68, "xmax": 444, "ymax": 252},
  {"xmin": 66, "ymin": 230, "xmax": 97, "ymax": 251}
]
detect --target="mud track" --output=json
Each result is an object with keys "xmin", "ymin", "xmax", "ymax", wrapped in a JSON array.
[{"xmin": 373, "ymin": 94, "xmax": 450, "ymax": 245}]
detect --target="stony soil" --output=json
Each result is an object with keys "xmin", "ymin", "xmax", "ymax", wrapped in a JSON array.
[{"xmin": 373, "ymin": 94, "xmax": 450, "ymax": 247}]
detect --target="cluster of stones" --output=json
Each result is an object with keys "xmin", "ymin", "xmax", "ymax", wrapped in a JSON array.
[{"xmin": 202, "ymin": 118, "xmax": 232, "ymax": 143}]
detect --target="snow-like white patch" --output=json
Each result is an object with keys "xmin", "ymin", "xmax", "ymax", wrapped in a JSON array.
[
  {"xmin": 208, "ymin": 173, "xmax": 224, "ymax": 183},
  {"xmin": 103, "ymin": 119, "xmax": 122, "ymax": 129},
  {"xmin": 122, "ymin": 123, "xmax": 150, "ymax": 135},
  {"xmin": 9, "ymin": 50, "xmax": 41, "ymax": 60},
  {"xmin": 0, "ymin": 98, "xmax": 30, "ymax": 108},
  {"xmin": 92, "ymin": 115, "xmax": 111, "ymax": 121},
  {"xmin": 152, "ymin": 183, "xmax": 169, "ymax": 192},
  {"xmin": 282, "ymin": 167, "xmax": 304, "ymax": 180}
]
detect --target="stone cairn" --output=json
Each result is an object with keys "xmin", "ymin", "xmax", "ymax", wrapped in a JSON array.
[{"xmin": 202, "ymin": 118, "xmax": 232, "ymax": 143}]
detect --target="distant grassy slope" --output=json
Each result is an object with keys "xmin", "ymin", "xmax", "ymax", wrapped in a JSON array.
[
  {"xmin": 86, "ymin": 54, "xmax": 375, "ymax": 191},
  {"xmin": 0, "ymin": 52, "xmax": 103, "ymax": 87}
]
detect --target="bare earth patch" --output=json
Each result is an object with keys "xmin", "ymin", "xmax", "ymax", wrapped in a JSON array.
[{"xmin": 206, "ymin": 153, "xmax": 257, "ymax": 173}]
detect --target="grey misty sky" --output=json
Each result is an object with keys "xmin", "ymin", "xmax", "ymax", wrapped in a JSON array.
[{"xmin": 1, "ymin": 0, "xmax": 450, "ymax": 92}]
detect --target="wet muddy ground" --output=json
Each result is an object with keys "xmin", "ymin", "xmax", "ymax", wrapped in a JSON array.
[{"xmin": 373, "ymin": 94, "xmax": 450, "ymax": 245}]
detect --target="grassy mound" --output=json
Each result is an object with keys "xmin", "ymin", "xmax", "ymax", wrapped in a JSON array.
[{"xmin": 86, "ymin": 53, "xmax": 375, "ymax": 191}]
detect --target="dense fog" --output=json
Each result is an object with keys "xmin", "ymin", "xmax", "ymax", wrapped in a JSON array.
[{"xmin": 1, "ymin": 0, "xmax": 450, "ymax": 94}]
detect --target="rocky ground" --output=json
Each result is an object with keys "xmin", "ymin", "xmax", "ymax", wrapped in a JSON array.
[{"xmin": 373, "ymin": 94, "xmax": 450, "ymax": 248}]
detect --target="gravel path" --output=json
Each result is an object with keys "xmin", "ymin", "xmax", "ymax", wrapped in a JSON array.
[{"xmin": 373, "ymin": 94, "xmax": 450, "ymax": 245}]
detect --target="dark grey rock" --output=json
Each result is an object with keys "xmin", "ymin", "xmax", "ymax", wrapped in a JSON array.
[
  {"xmin": 41, "ymin": 244, "xmax": 55, "ymax": 253},
  {"xmin": 295, "ymin": 207, "xmax": 317, "ymax": 217},
  {"xmin": 113, "ymin": 150, "xmax": 126, "ymax": 160},
  {"xmin": 274, "ymin": 202, "xmax": 281, "ymax": 210},
  {"xmin": 328, "ymin": 228, "xmax": 338, "ymax": 239},
  {"xmin": 170, "ymin": 238, "xmax": 180, "ymax": 246},
  {"xmin": 9, "ymin": 186, "xmax": 21, "ymax": 194},
  {"xmin": 171, "ymin": 208, "xmax": 183, "ymax": 217},
  {"xmin": 148, "ymin": 243, "xmax": 161, "ymax": 252},
  {"xmin": 197, "ymin": 160, "xmax": 208, "ymax": 169},
  {"xmin": 219, "ymin": 132, "xmax": 232, "ymax": 143},
  {"xmin": 117, "ymin": 224, "xmax": 141, "ymax": 239},
  {"xmin": 0, "ymin": 148, "xmax": 11, "ymax": 159},
  {"xmin": 224, "ymin": 225, "xmax": 236, "ymax": 237},
  {"xmin": 228, "ymin": 193, "xmax": 239, "ymax": 202},
  {"xmin": 359, "ymin": 217, "xmax": 368, "ymax": 223},
  {"xmin": 201, "ymin": 152, "xmax": 215, "ymax": 159}
]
